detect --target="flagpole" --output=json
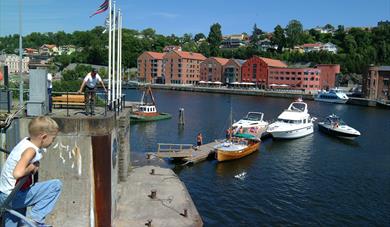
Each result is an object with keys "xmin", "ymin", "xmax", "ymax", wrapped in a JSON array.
[
  {"xmin": 112, "ymin": 2, "xmax": 116, "ymax": 108},
  {"xmin": 108, "ymin": 0, "xmax": 112, "ymax": 107},
  {"xmin": 116, "ymin": 9, "xmax": 120, "ymax": 110},
  {"xmin": 119, "ymin": 12, "xmax": 122, "ymax": 107},
  {"xmin": 18, "ymin": 0, "xmax": 23, "ymax": 108}
]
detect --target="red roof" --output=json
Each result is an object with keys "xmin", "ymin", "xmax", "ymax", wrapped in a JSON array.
[
  {"xmin": 212, "ymin": 57, "xmax": 229, "ymax": 65},
  {"xmin": 42, "ymin": 44, "xmax": 57, "ymax": 49},
  {"xmin": 259, "ymin": 57, "xmax": 287, "ymax": 68},
  {"xmin": 146, "ymin": 51, "xmax": 165, "ymax": 59},
  {"xmin": 174, "ymin": 50, "xmax": 206, "ymax": 61},
  {"xmin": 302, "ymin": 43, "xmax": 322, "ymax": 48}
]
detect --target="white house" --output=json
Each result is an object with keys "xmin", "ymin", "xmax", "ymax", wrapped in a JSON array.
[
  {"xmin": 0, "ymin": 54, "xmax": 30, "ymax": 73},
  {"xmin": 321, "ymin": 42, "xmax": 338, "ymax": 54}
]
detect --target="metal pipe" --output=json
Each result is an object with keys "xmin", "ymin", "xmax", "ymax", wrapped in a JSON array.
[{"xmin": 18, "ymin": 0, "xmax": 23, "ymax": 108}]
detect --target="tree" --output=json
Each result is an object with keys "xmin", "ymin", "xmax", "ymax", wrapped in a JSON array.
[
  {"xmin": 250, "ymin": 23, "xmax": 263, "ymax": 45},
  {"xmin": 198, "ymin": 41, "xmax": 210, "ymax": 57},
  {"xmin": 207, "ymin": 23, "xmax": 223, "ymax": 57},
  {"xmin": 285, "ymin": 19, "xmax": 304, "ymax": 48},
  {"xmin": 309, "ymin": 28, "xmax": 321, "ymax": 41},
  {"xmin": 194, "ymin": 33, "xmax": 206, "ymax": 42},
  {"xmin": 324, "ymin": 24, "xmax": 335, "ymax": 31},
  {"xmin": 271, "ymin": 25, "xmax": 286, "ymax": 53}
]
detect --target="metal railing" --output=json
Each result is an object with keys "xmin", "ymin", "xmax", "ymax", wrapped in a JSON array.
[
  {"xmin": 52, "ymin": 91, "xmax": 108, "ymax": 117},
  {"xmin": 157, "ymin": 143, "xmax": 194, "ymax": 155}
]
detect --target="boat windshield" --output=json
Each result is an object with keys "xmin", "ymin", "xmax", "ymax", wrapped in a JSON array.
[
  {"xmin": 277, "ymin": 119, "xmax": 303, "ymax": 124},
  {"xmin": 289, "ymin": 103, "xmax": 306, "ymax": 112},
  {"xmin": 243, "ymin": 112, "xmax": 263, "ymax": 121},
  {"xmin": 327, "ymin": 117, "xmax": 345, "ymax": 125}
]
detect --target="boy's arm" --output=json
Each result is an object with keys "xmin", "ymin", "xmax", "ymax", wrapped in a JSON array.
[{"xmin": 13, "ymin": 148, "xmax": 39, "ymax": 179}]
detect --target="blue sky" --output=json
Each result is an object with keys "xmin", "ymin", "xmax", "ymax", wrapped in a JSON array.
[{"xmin": 0, "ymin": 0, "xmax": 389, "ymax": 37}]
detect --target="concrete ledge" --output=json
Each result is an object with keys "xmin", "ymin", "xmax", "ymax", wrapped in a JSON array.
[
  {"xmin": 53, "ymin": 113, "xmax": 116, "ymax": 136},
  {"xmin": 114, "ymin": 166, "xmax": 203, "ymax": 227}
]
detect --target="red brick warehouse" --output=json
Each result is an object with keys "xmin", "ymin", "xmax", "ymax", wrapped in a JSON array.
[{"xmin": 241, "ymin": 56, "xmax": 287, "ymax": 88}]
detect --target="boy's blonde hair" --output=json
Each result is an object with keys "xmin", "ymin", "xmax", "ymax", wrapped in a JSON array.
[{"xmin": 28, "ymin": 116, "xmax": 59, "ymax": 137}]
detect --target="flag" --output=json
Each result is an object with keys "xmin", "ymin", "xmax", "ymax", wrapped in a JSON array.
[{"xmin": 90, "ymin": 0, "xmax": 109, "ymax": 17}]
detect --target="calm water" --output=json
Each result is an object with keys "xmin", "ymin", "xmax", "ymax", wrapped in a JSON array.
[{"xmin": 125, "ymin": 89, "xmax": 390, "ymax": 226}]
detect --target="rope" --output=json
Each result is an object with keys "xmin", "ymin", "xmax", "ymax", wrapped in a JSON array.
[{"xmin": 0, "ymin": 104, "xmax": 25, "ymax": 130}]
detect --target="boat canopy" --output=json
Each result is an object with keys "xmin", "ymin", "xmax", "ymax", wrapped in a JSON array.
[{"xmin": 234, "ymin": 133, "xmax": 260, "ymax": 141}]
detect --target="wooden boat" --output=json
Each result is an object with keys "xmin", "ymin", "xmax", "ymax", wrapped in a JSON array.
[
  {"xmin": 130, "ymin": 86, "xmax": 172, "ymax": 123},
  {"xmin": 215, "ymin": 136, "xmax": 261, "ymax": 162}
]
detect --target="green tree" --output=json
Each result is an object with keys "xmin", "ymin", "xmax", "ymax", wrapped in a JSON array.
[
  {"xmin": 194, "ymin": 33, "xmax": 206, "ymax": 42},
  {"xmin": 250, "ymin": 23, "xmax": 263, "ymax": 45},
  {"xmin": 271, "ymin": 25, "xmax": 286, "ymax": 53},
  {"xmin": 198, "ymin": 41, "xmax": 210, "ymax": 57},
  {"xmin": 207, "ymin": 23, "xmax": 223, "ymax": 57},
  {"xmin": 285, "ymin": 19, "xmax": 304, "ymax": 48}
]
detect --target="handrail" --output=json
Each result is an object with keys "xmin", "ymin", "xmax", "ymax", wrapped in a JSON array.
[
  {"xmin": 157, "ymin": 143, "xmax": 193, "ymax": 154},
  {"xmin": 52, "ymin": 91, "xmax": 108, "ymax": 116}
]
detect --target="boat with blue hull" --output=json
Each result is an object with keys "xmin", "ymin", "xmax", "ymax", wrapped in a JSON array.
[{"xmin": 314, "ymin": 89, "xmax": 349, "ymax": 104}]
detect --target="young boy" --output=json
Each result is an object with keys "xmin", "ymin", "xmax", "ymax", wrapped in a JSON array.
[{"xmin": 0, "ymin": 116, "xmax": 62, "ymax": 227}]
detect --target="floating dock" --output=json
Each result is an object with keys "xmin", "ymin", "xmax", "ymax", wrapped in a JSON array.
[
  {"xmin": 148, "ymin": 141, "xmax": 221, "ymax": 165},
  {"xmin": 148, "ymin": 133, "xmax": 271, "ymax": 166}
]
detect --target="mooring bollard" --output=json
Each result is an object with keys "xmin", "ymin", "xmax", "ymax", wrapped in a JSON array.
[
  {"xmin": 181, "ymin": 208, "xmax": 188, "ymax": 217},
  {"xmin": 150, "ymin": 168, "xmax": 155, "ymax": 175},
  {"xmin": 179, "ymin": 108, "xmax": 185, "ymax": 125},
  {"xmin": 145, "ymin": 219, "xmax": 152, "ymax": 227},
  {"xmin": 149, "ymin": 189, "xmax": 157, "ymax": 199}
]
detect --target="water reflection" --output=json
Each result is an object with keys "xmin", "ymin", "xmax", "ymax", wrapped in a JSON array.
[
  {"xmin": 215, "ymin": 151, "xmax": 259, "ymax": 177},
  {"xmin": 318, "ymin": 131, "xmax": 361, "ymax": 148}
]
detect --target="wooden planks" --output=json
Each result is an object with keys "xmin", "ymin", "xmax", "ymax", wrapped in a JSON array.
[{"xmin": 52, "ymin": 95, "xmax": 85, "ymax": 108}]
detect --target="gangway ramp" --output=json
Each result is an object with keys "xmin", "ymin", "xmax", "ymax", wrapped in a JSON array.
[{"xmin": 148, "ymin": 141, "xmax": 221, "ymax": 165}]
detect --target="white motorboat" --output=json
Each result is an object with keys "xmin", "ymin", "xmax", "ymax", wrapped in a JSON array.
[
  {"xmin": 318, "ymin": 114, "xmax": 360, "ymax": 139},
  {"xmin": 314, "ymin": 88, "xmax": 349, "ymax": 104},
  {"xmin": 267, "ymin": 101, "xmax": 314, "ymax": 139},
  {"xmin": 232, "ymin": 112, "xmax": 268, "ymax": 138}
]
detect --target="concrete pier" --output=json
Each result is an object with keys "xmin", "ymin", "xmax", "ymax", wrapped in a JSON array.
[
  {"xmin": 113, "ymin": 166, "xmax": 203, "ymax": 227},
  {"xmin": 16, "ymin": 109, "xmax": 130, "ymax": 226},
  {"xmin": 0, "ymin": 107, "xmax": 203, "ymax": 226}
]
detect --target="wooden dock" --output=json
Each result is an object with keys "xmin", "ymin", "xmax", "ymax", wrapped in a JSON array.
[{"xmin": 147, "ymin": 141, "xmax": 221, "ymax": 165}]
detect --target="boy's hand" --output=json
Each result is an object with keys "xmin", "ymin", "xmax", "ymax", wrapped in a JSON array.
[{"xmin": 31, "ymin": 161, "xmax": 40, "ymax": 174}]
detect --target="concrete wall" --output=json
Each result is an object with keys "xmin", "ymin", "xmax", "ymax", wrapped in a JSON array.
[{"xmin": 17, "ymin": 110, "xmax": 131, "ymax": 226}]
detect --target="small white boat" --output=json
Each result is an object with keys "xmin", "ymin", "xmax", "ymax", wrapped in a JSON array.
[
  {"xmin": 318, "ymin": 114, "xmax": 360, "ymax": 139},
  {"xmin": 267, "ymin": 101, "xmax": 314, "ymax": 139},
  {"xmin": 314, "ymin": 89, "xmax": 349, "ymax": 104},
  {"xmin": 232, "ymin": 112, "xmax": 268, "ymax": 138}
]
